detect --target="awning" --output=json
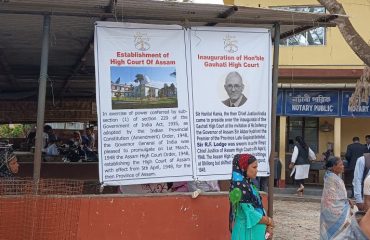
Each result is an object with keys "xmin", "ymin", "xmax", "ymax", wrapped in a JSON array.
[{"xmin": 0, "ymin": 0, "xmax": 339, "ymax": 99}]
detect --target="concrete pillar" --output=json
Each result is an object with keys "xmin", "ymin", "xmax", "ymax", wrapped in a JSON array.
[
  {"xmin": 278, "ymin": 116, "xmax": 287, "ymax": 188},
  {"xmin": 334, "ymin": 118, "xmax": 341, "ymax": 157}
]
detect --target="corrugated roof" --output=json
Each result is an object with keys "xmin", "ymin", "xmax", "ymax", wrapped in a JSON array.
[{"xmin": 0, "ymin": 0, "xmax": 340, "ymax": 101}]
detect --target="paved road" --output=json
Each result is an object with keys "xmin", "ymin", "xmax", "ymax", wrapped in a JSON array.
[{"xmin": 273, "ymin": 200, "xmax": 320, "ymax": 240}]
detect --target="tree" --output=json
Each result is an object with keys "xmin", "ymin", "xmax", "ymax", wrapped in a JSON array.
[
  {"xmin": 0, "ymin": 124, "xmax": 30, "ymax": 138},
  {"xmin": 169, "ymin": 83, "xmax": 177, "ymax": 97},
  {"xmin": 134, "ymin": 74, "xmax": 145, "ymax": 85},
  {"xmin": 317, "ymin": 0, "xmax": 370, "ymax": 66},
  {"xmin": 114, "ymin": 92, "xmax": 122, "ymax": 98},
  {"xmin": 318, "ymin": 0, "xmax": 370, "ymax": 108},
  {"xmin": 134, "ymin": 74, "xmax": 150, "ymax": 85}
]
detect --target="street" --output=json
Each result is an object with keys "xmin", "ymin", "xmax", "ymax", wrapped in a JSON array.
[{"xmin": 274, "ymin": 200, "xmax": 320, "ymax": 240}]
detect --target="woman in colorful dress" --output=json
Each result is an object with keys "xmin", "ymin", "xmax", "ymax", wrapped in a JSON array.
[
  {"xmin": 320, "ymin": 156, "xmax": 370, "ymax": 240},
  {"xmin": 229, "ymin": 153, "xmax": 274, "ymax": 240}
]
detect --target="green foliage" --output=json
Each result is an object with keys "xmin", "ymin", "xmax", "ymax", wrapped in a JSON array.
[
  {"xmin": 114, "ymin": 92, "xmax": 122, "ymax": 98},
  {"xmin": 0, "ymin": 124, "xmax": 31, "ymax": 138}
]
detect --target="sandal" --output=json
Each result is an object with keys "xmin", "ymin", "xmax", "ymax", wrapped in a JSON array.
[
  {"xmin": 297, "ymin": 184, "xmax": 304, "ymax": 192},
  {"xmin": 297, "ymin": 189, "xmax": 304, "ymax": 197}
]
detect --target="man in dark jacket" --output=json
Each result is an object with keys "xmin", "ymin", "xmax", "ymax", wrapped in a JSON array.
[
  {"xmin": 364, "ymin": 135, "xmax": 370, "ymax": 153},
  {"xmin": 345, "ymin": 136, "xmax": 366, "ymax": 197}
]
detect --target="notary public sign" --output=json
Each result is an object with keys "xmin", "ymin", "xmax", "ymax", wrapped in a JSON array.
[
  {"xmin": 341, "ymin": 91, "xmax": 370, "ymax": 117},
  {"xmin": 95, "ymin": 22, "xmax": 272, "ymax": 185},
  {"xmin": 285, "ymin": 90, "xmax": 339, "ymax": 117}
]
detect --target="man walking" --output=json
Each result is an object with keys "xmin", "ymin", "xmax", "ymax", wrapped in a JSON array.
[{"xmin": 345, "ymin": 137, "xmax": 366, "ymax": 197}]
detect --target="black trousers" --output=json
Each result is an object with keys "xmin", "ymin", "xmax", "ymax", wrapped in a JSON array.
[
  {"xmin": 295, "ymin": 179, "xmax": 304, "ymax": 186},
  {"xmin": 345, "ymin": 170, "xmax": 354, "ymax": 198}
]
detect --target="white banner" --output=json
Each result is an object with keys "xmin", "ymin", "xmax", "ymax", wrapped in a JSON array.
[
  {"xmin": 95, "ymin": 22, "xmax": 194, "ymax": 185},
  {"xmin": 95, "ymin": 22, "xmax": 271, "ymax": 186},
  {"xmin": 189, "ymin": 27, "xmax": 271, "ymax": 179}
]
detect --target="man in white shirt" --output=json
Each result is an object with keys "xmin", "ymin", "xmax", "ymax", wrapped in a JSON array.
[
  {"xmin": 364, "ymin": 175, "xmax": 370, "ymax": 212},
  {"xmin": 353, "ymin": 153, "xmax": 370, "ymax": 210}
]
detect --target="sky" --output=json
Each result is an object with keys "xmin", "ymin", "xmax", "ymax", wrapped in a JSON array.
[{"xmin": 110, "ymin": 66, "xmax": 176, "ymax": 87}]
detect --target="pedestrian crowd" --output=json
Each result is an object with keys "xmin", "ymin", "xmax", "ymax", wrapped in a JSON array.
[
  {"xmin": 2, "ymin": 131, "xmax": 370, "ymax": 239},
  {"xmin": 229, "ymin": 135, "xmax": 370, "ymax": 239}
]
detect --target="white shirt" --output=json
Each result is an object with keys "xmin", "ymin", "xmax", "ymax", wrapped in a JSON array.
[
  {"xmin": 364, "ymin": 174, "xmax": 370, "ymax": 196},
  {"xmin": 45, "ymin": 143, "xmax": 59, "ymax": 156},
  {"xmin": 291, "ymin": 146, "xmax": 316, "ymax": 164},
  {"xmin": 353, "ymin": 156, "xmax": 370, "ymax": 203}
]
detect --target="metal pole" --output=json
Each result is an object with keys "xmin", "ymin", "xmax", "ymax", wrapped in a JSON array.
[
  {"xmin": 33, "ymin": 15, "xmax": 50, "ymax": 182},
  {"xmin": 268, "ymin": 23, "xmax": 280, "ymax": 217}
]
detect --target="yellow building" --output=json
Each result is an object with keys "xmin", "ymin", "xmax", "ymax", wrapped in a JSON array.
[{"xmin": 226, "ymin": 0, "xmax": 370, "ymax": 186}]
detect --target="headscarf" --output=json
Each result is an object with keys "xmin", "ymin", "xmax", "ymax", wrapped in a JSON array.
[
  {"xmin": 0, "ymin": 147, "xmax": 16, "ymax": 177},
  {"xmin": 320, "ymin": 171, "xmax": 351, "ymax": 239},
  {"xmin": 229, "ymin": 154, "xmax": 264, "ymax": 232}
]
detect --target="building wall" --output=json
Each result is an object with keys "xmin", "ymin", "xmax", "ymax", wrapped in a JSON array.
[
  {"xmin": 232, "ymin": 0, "xmax": 370, "ymax": 152},
  {"xmin": 0, "ymin": 193, "xmax": 267, "ymax": 240},
  {"xmin": 318, "ymin": 117, "xmax": 334, "ymax": 156},
  {"xmin": 281, "ymin": 117, "xmax": 370, "ymax": 160},
  {"xmin": 288, "ymin": 117, "xmax": 370, "ymax": 161},
  {"xmin": 222, "ymin": 0, "xmax": 370, "ymax": 185},
  {"xmin": 76, "ymin": 193, "xmax": 267, "ymax": 240},
  {"xmin": 77, "ymin": 194, "xmax": 229, "ymax": 240},
  {"xmin": 317, "ymin": 118, "xmax": 370, "ymax": 157},
  {"xmin": 233, "ymin": 0, "xmax": 369, "ymax": 69},
  {"xmin": 341, "ymin": 118, "xmax": 370, "ymax": 151}
]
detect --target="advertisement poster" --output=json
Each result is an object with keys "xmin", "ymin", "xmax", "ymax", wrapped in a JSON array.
[{"xmin": 95, "ymin": 22, "xmax": 272, "ymax": 185}]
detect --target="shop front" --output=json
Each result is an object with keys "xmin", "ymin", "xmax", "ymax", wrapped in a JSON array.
[{"xmin": 277, "ymin": 89, "xmax": 370, "ymax": 187}]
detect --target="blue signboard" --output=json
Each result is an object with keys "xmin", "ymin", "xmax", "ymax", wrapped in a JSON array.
[
  {"xmin": 276, "ymin": 90, "xmax": 283, "ymax": 115},
  {"xmin": 285, "ymin": 90, "xmax": 339, "ymax": 116},
  {"xmin": 341, "ymin": 91, "xmax": 370, "ymax": 117}
]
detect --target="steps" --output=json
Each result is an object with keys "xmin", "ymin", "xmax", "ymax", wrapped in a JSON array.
[
  {"xmin": 274, "ymin": 186, "xmax": 323, "ymax": 196},
  {"xmin": 271, "ymin": 185, "xmax": 352, "ymax": 202}
]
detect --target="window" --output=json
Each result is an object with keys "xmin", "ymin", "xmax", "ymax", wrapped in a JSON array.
[
  {"xmin": 273, "ymin": 6, "xmax": 326, "ymax": 46},
  {"xmin": 287, "ymin": 117, "xmax": 318, "ymax": 152}
]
